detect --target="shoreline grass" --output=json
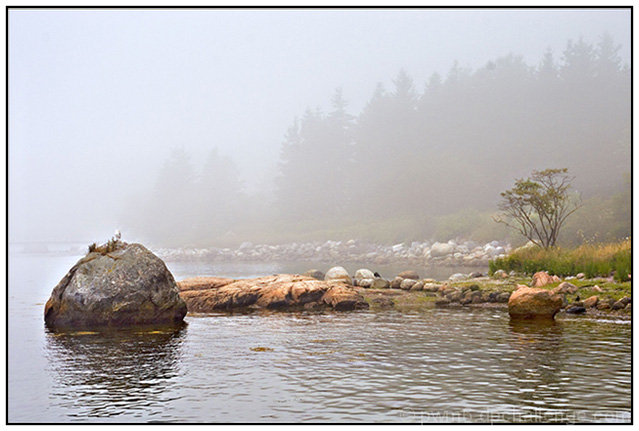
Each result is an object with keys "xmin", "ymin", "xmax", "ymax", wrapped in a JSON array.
[{"xmin": 489, "ymin": 238, "xmax": 631, "ymax": 282}]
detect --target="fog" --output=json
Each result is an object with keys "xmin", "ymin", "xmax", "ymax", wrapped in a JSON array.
[{"xmin": 9, "ymin": 9, "xmax": 631, "ymax": 248}]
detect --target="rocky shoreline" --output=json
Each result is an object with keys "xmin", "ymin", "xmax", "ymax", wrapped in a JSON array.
[
  {"xmin": 154, "ymin": 239, "xmax": 511, "ymax": 267},
  {"xmin": 175, "ymin": 266, "xmax": 631, "ymax": 319}
]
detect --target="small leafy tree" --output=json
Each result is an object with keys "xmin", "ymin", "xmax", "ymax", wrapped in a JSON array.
[{"xmin": 494, "ymin": 168, "xmax": 582, "ymax": 248}]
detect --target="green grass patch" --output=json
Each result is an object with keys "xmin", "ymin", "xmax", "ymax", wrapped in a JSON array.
[{"xmin": 489, "ymin": 239, "xmax": 631, "ymax": 282}]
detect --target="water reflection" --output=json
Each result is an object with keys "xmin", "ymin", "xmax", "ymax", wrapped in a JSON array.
[
  {"xmin": 45, "ymin": 324, "xmax": 187, "ymax": 419},
  {"xmin": 506, "ymin": 318, "xmax": 568, "ymax": 422}
]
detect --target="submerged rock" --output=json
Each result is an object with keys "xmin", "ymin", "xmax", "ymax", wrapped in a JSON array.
[
  {"xmin": 44, "ymin": 242, "xmax": 187, "ymax": 329},
  {"xmin": 178, "ymin": 274, "xmax": 368, "ymax": 312},
  {"xmin": 508, "ymin": 285, "xmax": 563, "ymax": 319}
]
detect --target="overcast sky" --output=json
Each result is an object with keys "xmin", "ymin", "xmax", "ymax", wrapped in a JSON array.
[{"xmin": 9, "ymin": 8, "xmax": 630, "ymax": 242}]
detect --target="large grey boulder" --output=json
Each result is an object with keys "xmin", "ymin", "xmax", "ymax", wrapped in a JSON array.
[{"xmin": 44, "ymin": 242, "xmax": 187, "ymax": 329}]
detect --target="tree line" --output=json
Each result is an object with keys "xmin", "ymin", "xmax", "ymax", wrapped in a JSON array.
[{"xmin": 124, "ymin": 33, "xmax": 630, "ymax": 247}]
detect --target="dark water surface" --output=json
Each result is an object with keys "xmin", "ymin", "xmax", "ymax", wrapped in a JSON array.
[{"xmin": 8, "ymin": 254, "xmax": 631, "ymax": 423}]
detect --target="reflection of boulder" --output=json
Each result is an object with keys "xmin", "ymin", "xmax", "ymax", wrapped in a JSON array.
[
  {"xmin": 44, "ymin": 243, "xmax": 187, "ymax": 329},
  {"xmin": 45, "ymin": 325, "xmax": 186, "ymax": 417}
]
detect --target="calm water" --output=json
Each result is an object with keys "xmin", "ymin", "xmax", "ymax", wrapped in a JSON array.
[{"xmin": 8, "ymin": 253, "xmax": 631, "ymax": 423}]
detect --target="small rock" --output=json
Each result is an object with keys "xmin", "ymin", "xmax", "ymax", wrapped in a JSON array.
[
  {"xmin": 422, "ymin": 283, "xmax": 440, "ymax": 292},
  {"xmin": 449, "ymin": 273, "xmax": 468, "ymax": 282},
  {"xmin": 493, "ymin": 269, "xmax": 508, "ymax": 279},
  {"xmin": 390, "ymin": 277, "xmax": 403, "ymax": 289},
  {"xmin": 612, "ymin": 297, "xmax": 631, "ymax": 310},
  {"xmin": 354, "ymin": 269, "xmax": 375, "ymax": 280},
  {"xmin": 576, "ymin": 273, "xmax": 586, "ymax": 279},
  {"xmin": 430, "ymin": 242, "xmax": 455, "ymax": 257},
  {"xmin": 583, "ymin": 296, "xmax": 599, "ymax": 308},
  {"xmin": 565, "ymin": 305, "xmax": 586, "ymax": 314},
  {"xmin": 531, "ymin": 271, "xmax": 560, "ymax": 288},
  {"xmin": 398, "ymin": 270, "xmax": 419, "ymax": 280},
  {"xmin": 400, "ymin": 279, "xmax": 417, "ymax": 290},
  {"xmin": 552, "ymin": 281, "xmax": 578, "ymax": 295},
  {"xmin": 358, "ymin": 279, "xmax": 374, "ymax": 288},
  {"xmin": 371, "ymin": 278, "xmax": 390, "ymax": 289},
  {"xmin": 410, "ymin": 281, "xmax": 424, "ymax": 291},
  {"xmin": 469, "ymin": 271, "xmax": 483, "ymax": 278},
  {"xmin": 597, "ymin": 301, "xmax": 611, "ymax": 310},
  {"xmin": 325, "ymin": 266, "xmax": 352, "ymax": 285},
  {"xmin": 496, "ymin": 292, "xmax": 511, "ymax": 303},
  {"xmin": 303, "ymin": 269, "xmax": 325, "ymax": 280},
  {"xmin": 435, "ymin": 298, "xmax": 451, "ymax": 307},
  {"xmin": 592, "ymin": 285, "xmax": 603, "ymax": 292}
]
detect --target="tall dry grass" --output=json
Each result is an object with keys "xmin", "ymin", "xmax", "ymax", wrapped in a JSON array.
[{"xmin": 490, "ymin": 238, "xmax": 631, "ymax": 281}]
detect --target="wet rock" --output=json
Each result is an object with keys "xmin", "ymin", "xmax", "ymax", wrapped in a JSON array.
[
  {"xmin": 469, "ymin": 271, "xmax": 483, "ymax": 278},
  {"xmin": 400, "ymin": 279, "xmax": 417, "ymax": 290},
  {"xmin": 354, "ymin": 269, "xmax": 375, "ymax": 280},
  {"xmin": 44, "ymin": 242, "xmax": 187, "ymax": 329},
  {"xmin": 371, "ymin": 278, "xmax": 390, "ymax": 289},
  {"xmin": 565, "ymin": 305, "xmax": 586, "ymax": 314},
  {"xmin": 390, "ymin": 277, "xmax": 403, "ymax": 289},
  {"xmin": 583, "ymin": 296, "xmax": 599, "ymax": 308},
  {"xmin": 398, "ymin": 270, "xmax": 420, "ymax": 280},
  {"xmin": 324, "ymin": 266, "xmax": 352, "ymax": 285},
  {"xmin": 304, "ymin": 269, "xmax": 325, "ymax": 280},
  {"xmin": 508, "ymin": 286, "xmax": 563, "ymax": 319},
  {"xmin": 179, "ymin": 274, "xmax": 368, "ymax": 312},
  {"xmin": 531, "ymin": 271, "xmax": 561, "ymax": 288}
]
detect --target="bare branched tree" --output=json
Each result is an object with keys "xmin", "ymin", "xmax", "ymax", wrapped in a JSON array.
[{"xmin": 493, "ymin": 168, "xmax": 582, "ymax": 248}]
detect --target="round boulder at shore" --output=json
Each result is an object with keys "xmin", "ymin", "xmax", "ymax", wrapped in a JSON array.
[
  {"xmin": 324, "ymin": 266, "xmax": 353, "ymax": 285},
  {"xmin": 44, "ymin": 242, "xmax": 187, "ymax": 329}
]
